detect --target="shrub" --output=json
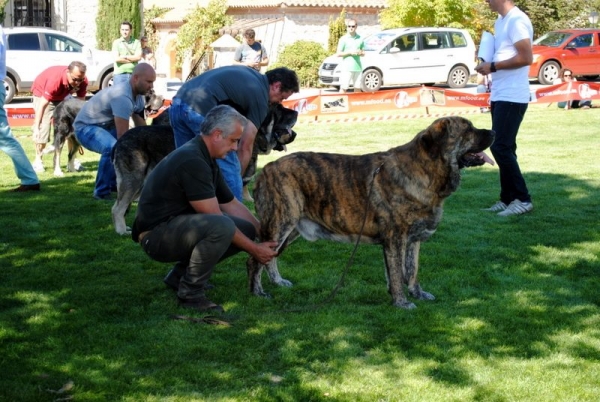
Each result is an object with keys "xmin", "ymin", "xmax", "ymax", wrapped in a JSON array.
[{"xmin": 270, "ymin": 40, "xmax": 328, "ymax": 88}]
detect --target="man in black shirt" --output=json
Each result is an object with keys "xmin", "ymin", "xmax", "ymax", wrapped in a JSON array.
[{"xmin": 132, "ymin": 105, "xmax": 277, "ymax": 312}]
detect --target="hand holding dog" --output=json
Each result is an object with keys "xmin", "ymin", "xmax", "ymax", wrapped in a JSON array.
[{"xmin": 251, "ymin": 241, "xmax": 278, "ymax": 265}]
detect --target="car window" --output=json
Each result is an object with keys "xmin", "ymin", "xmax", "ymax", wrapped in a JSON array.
[
  {"xmin": 449, "ymin": 32, "xmax": 468, "ymax": 48},
  {"xmin": 420, "ymin": 32, "xmax": 450, "ymax": 50},
  {"xmin": 44, "ymin": 33, "xmax": 83, "ymax": 52},
  {"xmin": 570, "ymin": 33, "xmax": 593, "ymax": 48},
  {"xmin": 7, "ymin": 33, "xmax": 40, "ymax": 50},
  {"xmin": 363, "ymin": 32, "xmax": 397, "ymax": 51},
  {"xmin": 533, "ymin": 32, "xmax": 571, "ymax": 47}
]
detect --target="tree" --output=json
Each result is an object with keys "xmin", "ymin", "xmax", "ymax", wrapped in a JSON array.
[
  {"xmin": 97, "ymin": 0, "xmax": 142, "ymax": 50},
  {"xmin": 143, "ymin": 6, "xmax": 170, "ymax": 51},
  {"xmin": 175, "ymin": 0, "xmax": 232, "ymax": 68},
  {"xmin": 327, "ymin": 9, "xmax": 347, "ymax": 54},
  {"xmin": 270, "ymin": 40, "xmax": 328, "ymax": 87},
  {"xmin": 0, "ymin": 0, "xmax": 9, "ymax": 23}
]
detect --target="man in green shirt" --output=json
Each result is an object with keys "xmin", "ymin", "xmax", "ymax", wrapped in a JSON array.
[
  {"xmin": 336, "ymin": 19, "xmax": 365, "ymax": 93},
  {"xmin": 112, "ymin": 21, "xmax": 142, "ymax": 86}
]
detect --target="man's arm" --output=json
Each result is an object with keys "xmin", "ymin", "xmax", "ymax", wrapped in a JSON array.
[
  {"xmin": 131, "ymin": 113, "xmax": 147, "ymax": 127},
  {"xmin": 32, "ymin": 96, "xmax": 50, "ymax": 131},
  {"xmin": 237, "ymin": 121, "xmax": 258, "ymax": 175},
  {"xmin": 475, "ymin": 38, "xmax": 532, "ymax": 75},
  {"xmin": 114, "ymin": 116, "xmax": 130, "ymax": 139},
  {"xmin": 189, "ymin": 197, "xmax": 277, "ymax": 264}
]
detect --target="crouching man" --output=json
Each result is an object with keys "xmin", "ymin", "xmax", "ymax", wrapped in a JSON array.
[{"xmin": 131, "ymin": 105, "xmax": 278, "ymax": 313}]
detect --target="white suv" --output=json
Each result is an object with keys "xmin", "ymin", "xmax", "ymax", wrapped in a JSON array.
[
  {"xmin": 319, "ymin": 27, "xmax": 477, "ymax": 91},
  {"xmin": 3, "ymin": 27, "xmax": 115, "ymax": 103}
]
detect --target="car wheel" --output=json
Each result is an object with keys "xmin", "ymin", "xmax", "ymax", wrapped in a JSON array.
[
  {"xmin": 361, "ymin": 69, "xmax": 382, "ymax": 92},
  {"xmin": 100, "ymin": 71, "xmax": 114, "ymax": 90},
  {"xmin": 3, "ymin": 77, "xmax": 16, "ymax": 104},
  {"xmin": 538, "ymin": 61, "xmax": 560, "ymax": 85},
  {"xmin": 447, "ymin": 65, "xmax": 469, "ymax": 88}
]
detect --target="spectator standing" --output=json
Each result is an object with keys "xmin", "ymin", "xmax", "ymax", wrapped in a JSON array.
[
  {"xmin": 233, "ymin": 29, "xmax": 269, "ymax": 71},
  {"xmin": 140, "ymin": 36, "xmax": 156, "ymax": 69},
  {"xmin": 336, "ymin": 19, "xmax": 365, "ymax": 93},
  {"xmin": 553, "ymin": 68, "xmax": 592, "ymax": 109},
  {"xmin": 30, "ymin": 62, "xmax": 88, "ymax": 173},
  {"xmin": 0, "ymin": 24, "xmax": 40, "ymax": 192},
  {"xmin": 112, "ymin": 21, "xmax": 142, "ymax": 86},
  {"xmin": 74, "ymin": 63, "xmax": 155, "ymax": 200},
  {"xmin": 132, "ymin": 105, "xmax": 278, "ymax": 313},
  {"xmin": 168, "ymin": 66, "xmax": 299, "ymax": 201},
  {"xmin": 475, "ymin": 0, "xmax": 534, "ymax": 216}
]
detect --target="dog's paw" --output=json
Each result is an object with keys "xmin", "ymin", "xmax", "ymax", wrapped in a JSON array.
[
  {"xmin": 115, "ymin": 227, "xmax": 131, "ymax": 236},
  {"xmin": 275, "ymin": 278, "xmax": 293, "ymax": 287},
  {"xmin": 53, "ymin": 170, "xmax": 65, "ymax": 177},
  {"xmin": 393, "ymin": 300, "xmax": 417, "ymax": 310},
  {"xmin": 256, "ymin": 291, "xmax": 272, "ymax": 299},
  {"xmin": 410, "ymin": 288, "xmax": 435, "ymax": 300}
]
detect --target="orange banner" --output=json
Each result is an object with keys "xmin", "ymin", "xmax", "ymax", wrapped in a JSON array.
[
  {"xmin": 282, "ymin": 81, "xmax": 600, "ymax": 118},
  {"xmin": 6, "ymin": 82, "xmax": 598, "ymax": 127}
]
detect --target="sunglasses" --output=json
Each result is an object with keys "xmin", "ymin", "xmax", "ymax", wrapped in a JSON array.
[
  {"xmin": 564, "ymin": 73, "xmax": 572, "ymax": 77},
  {"xmin": 347, "ymin": 25, "xmax": 356, "ymax": 28}
]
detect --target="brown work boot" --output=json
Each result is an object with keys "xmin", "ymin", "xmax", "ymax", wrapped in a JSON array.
[
  {"xmin": 178, "ymin": 296, "xmax": 224, "ymax": 313},
  {"xmin": 11, "ymin": 183, "xmax": 41, "ymax": 192}
]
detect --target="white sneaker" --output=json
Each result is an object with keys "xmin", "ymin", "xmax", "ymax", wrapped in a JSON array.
[
  {"xmin": 32, "ymin": 160, "xmax": 45, "ymax": 173},
  {"xmin": 483, "ymin": 201, "xmax": 507, "ymax": 212},
  {"xmin": 497, "ymin": 200, "xmax": 533, "ymax": 217},
  {"xmin": 42, "ymin": 144, "xmax": 55, "ymax": 154}
]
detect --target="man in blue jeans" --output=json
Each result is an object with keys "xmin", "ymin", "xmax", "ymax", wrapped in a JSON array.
[
  {"xmin": 0, "ymin": 24, "xmax": 40, "ymax": 192},
  {"xmin": 74, "ymin": 63, "xmax": 155, "ymax": 200},
  {"xmin": 169, "ymin": 66, "xmax": 299, "ymax": 201}
]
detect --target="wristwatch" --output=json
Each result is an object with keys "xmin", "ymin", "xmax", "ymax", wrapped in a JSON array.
[{"xmin": 490, "ymin": 62, "xmax": 497, "ymax": 73}]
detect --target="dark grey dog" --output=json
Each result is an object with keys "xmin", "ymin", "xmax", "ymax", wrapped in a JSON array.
[
  {"xmin": 49, "ymin": 92, "xmax": 165, "ymax": 176},
  {"xmin": 110, "ymin": 104, "xmax": 299, "ymax": 235}
]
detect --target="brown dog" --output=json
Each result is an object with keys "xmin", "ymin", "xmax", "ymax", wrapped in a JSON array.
[{"xmin": 247, "ymin": 116, "xmax": 495, "ymax": 309}]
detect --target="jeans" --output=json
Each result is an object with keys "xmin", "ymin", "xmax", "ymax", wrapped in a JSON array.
[
  {"xmin": 169, "ymin": 97, "xmax": 244, "ymax": 201},
  {"xmin": 74, "ymin": 123, "xmax": 117, "ymax": 198},
  {"xmin": 169, "ymin": 97, "xmax": 204, "ymax": 148},
  {"xmin": 0, "ymin": 86, "xmax": 39, "ymax": 185},
  {"xmin": 112, "ymin": 73, "xmax": 131, "ymax": 86},
  {"xmin": 490, "ymin": 101, "xmax": 531, "ymax": 204},
  {"xmin": 140, "ymin": 213, "xmax": 256, "ymax": 300}
]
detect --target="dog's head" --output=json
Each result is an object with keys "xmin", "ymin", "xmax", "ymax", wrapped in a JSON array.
[
  {"xmin": 255, "ymin": 104, "xmax": 299, "ymax": 154},
  {"xmin": 417, "ymin": 116, "xmax": 495, "ymax": 194},
  {"xmin": 144, "ymin": 90, "xmax": 165, "ymax": 116}
]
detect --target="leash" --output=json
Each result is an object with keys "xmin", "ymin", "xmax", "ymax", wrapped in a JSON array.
[{"xmin": 282, "ymin": 160, "xmax": 385, "ymax": 313}]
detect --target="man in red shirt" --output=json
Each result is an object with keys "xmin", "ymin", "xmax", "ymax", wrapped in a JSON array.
[{"xmin": 30, "ymin": 61, "xmax": 88, "ymax": 172}]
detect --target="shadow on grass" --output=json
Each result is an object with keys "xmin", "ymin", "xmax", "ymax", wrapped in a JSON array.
[{"xmin": 1, "ymin": 168, "xmax": 599, "ymax": 400}]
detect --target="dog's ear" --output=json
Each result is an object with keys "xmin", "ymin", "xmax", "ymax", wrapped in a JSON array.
[{"xmin": 419, "ymin": 118, "xmax": 450, "ymax": 160}]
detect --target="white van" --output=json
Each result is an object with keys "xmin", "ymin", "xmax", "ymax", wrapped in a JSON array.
[{"xmin": 319, "ymin": 27, "xmax": 477, "ymax": 91}]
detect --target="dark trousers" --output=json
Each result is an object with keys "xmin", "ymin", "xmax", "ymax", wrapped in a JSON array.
[
  {"xmin": 140, "ymin": 214, "xmax": 256, "ymax": 300},
  {"xmin": 490, "ymin": 101, "xmax": 531, "ymax": 204}
]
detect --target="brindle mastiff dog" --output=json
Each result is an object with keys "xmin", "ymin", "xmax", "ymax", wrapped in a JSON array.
[{"xmin": 247, "ymin": 116, "xmax": 495, "ymax": 309}]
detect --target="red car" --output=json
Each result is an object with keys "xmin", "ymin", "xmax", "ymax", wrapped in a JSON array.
[{"xmin": 529, "ymin": 29, "xmax": 600, "ymax": 85}]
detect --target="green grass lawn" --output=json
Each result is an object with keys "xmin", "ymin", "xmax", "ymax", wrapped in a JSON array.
[{"xmin": 1, "ymin": 104, "xmax": 599, "ymax": 401}]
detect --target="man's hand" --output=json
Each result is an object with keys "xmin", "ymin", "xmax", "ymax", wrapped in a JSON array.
[{"xmin": 251, "ymin": 241, "xmax": 278, "ymax": 265}]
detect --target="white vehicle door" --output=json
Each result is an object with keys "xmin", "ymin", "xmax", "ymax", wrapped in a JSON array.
[
  {"xmin": 414, "ymin": 32, "xmax": 454, "ymax": 83},
  {"xmin": 5, "ymin": 32, "xmax": 43, "ymax": 84},
  {"xmin": 381, "ymin": 33, "xmax": 423, "ymax": 85},
  {"xmin": 43, "ymin": 32, "xmax": 94, "ymax": 71}
]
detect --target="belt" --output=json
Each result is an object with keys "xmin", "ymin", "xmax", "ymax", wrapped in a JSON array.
[{"xmin": 138, "ymin": 230, "xmax": 150, "ymax": 243}]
